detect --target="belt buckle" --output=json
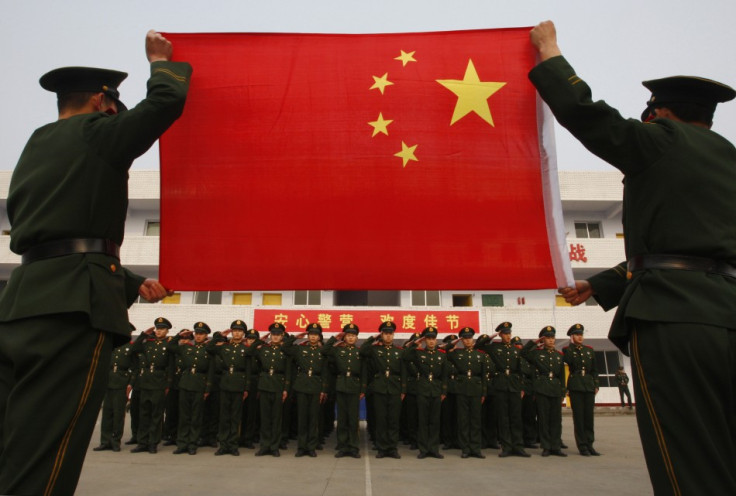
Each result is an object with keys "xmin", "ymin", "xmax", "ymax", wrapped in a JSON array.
[
  {"xmin": 467, "ymin": 370, "xmax": 472, "ymax": 378},
  {"xmin": 582, "ymin": 368, "xmax": 586, "ymax": 377},
  {"xmin": 269, "ymin": 368, "xmax": 274, "ymax": 376},
  {"xmin": 385, "ymin": 370, "xmax": 390, "ymax": 378},
  {"xmin": 113, "ymin": 365, "xmax": 118, "ymax": 373},
  {"xmin": 229, "ymin": 366, "xmax": 234, "ymax": 374},
  {"xmin": 150, "ymin": 364, "xmax": 155, "ymax": 373},
  {"xmin": 191, "ymin": 366, "xmax": 196, "ymax": 374},
  {"xmin": 505, "ymin": 369, "xmax": 510, "ymax": 376},
  {"xmin": 549, "ymin": 371, "xmax": 554, "ymax": 379},
  {"xmin": 428, "ymin": 373, "xmax": 433, "ymax": 382},
  {"xmin": 346, "ymin": 370, "xmax": 351, "ymax": 377},
  {"xmin": 308, "ymin": 369, "xmax": 313, "ymax": 377}
]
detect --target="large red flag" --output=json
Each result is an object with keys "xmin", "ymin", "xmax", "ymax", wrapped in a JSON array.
[{"xmin": 158, "ymin": 29, "xmax": 572, "ymax": 290}]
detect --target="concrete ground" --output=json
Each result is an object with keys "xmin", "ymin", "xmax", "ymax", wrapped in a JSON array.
[{"xmin": 78, "ymin": 408, "xmax": 651, "ymax": 496}]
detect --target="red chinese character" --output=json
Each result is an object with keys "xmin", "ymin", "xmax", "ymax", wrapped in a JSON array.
[{"xmin": 569, "ymin": 243, "xmax": 588, "ymax": 263}]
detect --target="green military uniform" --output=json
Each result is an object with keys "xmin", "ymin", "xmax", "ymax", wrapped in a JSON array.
[
  {"xmin": 404, "ymin": 327, "xmax": 447, "ymax": 458},
  {"xmin": 94, "ymin": 340, "xmax": 135, "ymax": 452},
  {"xmin": 521, "ymin": 327, "xmax": 567, "ymax": 456},
  {"xmin": 515, "ymin": 335, "xmax": 539, "ymax": 448},
  {"xmin": 239, "ymin": 329, "xmax": 261, "ymax": 448},
  {"xmin": 401, "ymin": 332, "xmax": 421, "ymax": 451},
  {"xmin": 530, "ymin": 54, "xmax": 736, "ymax": 494},
  {"xmin": 447, "ymin": 327, "xmax": 490, "ymax": 458},
  {"xmin": 130, "ymin": 318, "xmax": 175, "ymax": 453},
  {"xmin": 283, "ymin": 323, "xmax": 329, "ymax": 456},
  {"xmin": 247, "ymin": 322, "xmax": 292, "ymax": 457},
  {"xmin": 126, "ymin": 351, "xmax": 141, "ymax": 445},
  {"xmin": 0, "ymin": 61, "xmax": 190, "ymax": 496},
  {"xmin": 211, "ymin": 320, "xmax": 250, "ymax": 456},
  {"xmin": 360, "ymin": 321, "xmax": 407, "ymax": 459},
  {"xmin": 163, "ymin": 342, "xmax": 185, "ymax": 446},
  {"xmin": 477, "ymin": 322, "xmax": 527, "ymax": 456},
  {"xmin": 615, "ymin": 367, "xmax": 632, "ymax": 409},
  {"xmin": 562, "ymin": 324, "xmax": 599, "ymax": 456},
  {"xmin": 322, "ymin": 323, "xmax": 367, "ymax": 458},
  {"xmin": 440, "ymin": 335, "xmax": 459, "ymax": 450},
  {"xmin": 171, "ymin": 323, "xmax": 215, "ymax": 455}
]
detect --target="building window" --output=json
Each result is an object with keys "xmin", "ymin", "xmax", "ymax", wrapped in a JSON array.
[
  {"xmin": 594, "ymin": 350, "xmax": 622, "ymax": 387},
  {"xmin": 233, "ymin": 293, "xmax": 252, "ymax": 305},
  {"xmin": 145, "ymin": 220, "xmax": 160, "ymax": 236},
  {"xmin": 574, "ymin": 221, "xmax": 602, "ymax": 239},
  {"xmin": 194, "ymin": 291, "xmax": 222, "ymax": 305},
  {"xmin": 333, "ymin": 291, "xmax": 400, "ymax": 306},
  {"xmin": 452, "ymin": 294, "xmax": 473, "ymax": 307},
  {"xmin": 482, "ymin": 294, "xmax": 504, "ymax": 307},
  {"xmin": 295, "ymin": 290, "xmax": 321, "ymax": 305},
  {"xmin": 411, "ymin": 291, "xmax": 440, "ymax": 306},
  {"xmin": 263, "ymin": 293, "xmax": 283, "ymax": 306}
]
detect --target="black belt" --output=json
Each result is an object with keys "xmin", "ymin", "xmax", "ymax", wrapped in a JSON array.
[
  {"xmin": 21, "ymin": 238, "xmax": 120, "ymax": 264},
  {"xmin": 627, "ymin": 254, "xmax": 736, "ymax": 279}
]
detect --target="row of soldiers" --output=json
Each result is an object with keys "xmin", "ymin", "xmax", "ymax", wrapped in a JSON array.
[{"xmin": 94, "ymin": 317, "xmax": 601, "ymax": 459}]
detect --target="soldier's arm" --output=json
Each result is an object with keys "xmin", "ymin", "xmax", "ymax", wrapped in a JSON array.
[
  {"xmin": 587, "ymin": 262, "xmax": 629, "ymax": 311},
  {"xmin": 359, "ymin": 336, "xmax": 376, "ymax": 356}
]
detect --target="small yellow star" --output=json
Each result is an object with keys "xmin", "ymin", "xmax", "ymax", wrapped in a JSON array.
[
  {"xmin": 368, "ymin": 112, "xmax": 393, "ymax": 137},
  {"xmin": 436, "ymin": 59, "xmax": 506, "ymax": 127},
  {"xmin": 370, "ymin": 73, "xmax": 394, "ymax": 94},
  {"xmin": 394, "ymin": 141, "xmax": 418, "ymax": 168},
  {"xmin": 394, "ymin": 50, "xmax": 417, "ymax": 67}
]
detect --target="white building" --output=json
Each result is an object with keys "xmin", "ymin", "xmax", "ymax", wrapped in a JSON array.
[{"xmin": 0, "ymin": 169, "xmax": 631, "ymax": 405}]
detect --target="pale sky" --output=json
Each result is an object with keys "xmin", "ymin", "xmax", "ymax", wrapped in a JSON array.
[{"xmin": 1, "ymin": 0, "xmax": 735, "ymax": 171}]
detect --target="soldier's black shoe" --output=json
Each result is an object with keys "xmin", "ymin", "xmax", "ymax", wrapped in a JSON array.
[
  {"xmin": 308, "ymin": 451, "xmax": 317, "ymax": 457},
  {"xmin": 430, "ymin": 452, "xmax": 444, "ymax": 459},
  {"xmin": 579, "ymin": 449, "xmax": 591, "ymax": 457},
  {"xmin": 498, "ymin": 450, "xmax": 512, "ymax": 458},
  {"xmin": 512, "ymin": 448, "xmax": 531, "ymax": 458},
  {"xmin": 148, "ymin": 445, "xmax": 158, "ymax": 454},
  {"xmin": 541, "ymin": 449, "xmax": 551, "ymax": 457},
  {"xmin": 388, "ymin": 450, "xmax": 401, "ymax": 459},
  {"xmin": 348, "ymin": 451, "xmax": 361, "ymax": 459},
  {"xmin": 376, "ymin": 451, "xmax": 385, "ymax": 459},
  {"xmin": 295, "ymin": 449, "xmax": 306, "ymax": 457},
  {"xmin": 163, "ymin": 439, "xmax": 176, "ymax": 446},
  {"xmin": 461, "ymin": 452, "xmax": 470, "ymax": 459},
  {"xmin": 417, "ymin": 452, "xmax": 428, "ymax": 459},
  {"xmin": 272, "ymin": 450, "xmax": 281, "ymax": 457},
  {"xmin": 215, "ymin": 448, "xmax": 228, "ymax": 456},
  {"xmin": 124, "ymin": 438, "xmax": 137, "ymax": 445},
  {"xmin": 93, "ymin": 444, "xmax": 111, "ymax": 451},
  {"xmin": 231, "ymin": 449, "xmax": 240, "ymax": 456},
  {"xmin": 470, "ymin": 452, "xmax": 485, "ymax": 459},
  {"xmin": 130, "ymin": 445, "xmax": 148, "ymax": 453},
  {"xmin": 256, "ymin": 449, "xmax": 270, "ymax": 456},
  {"xmin": 550, "ymin": 450, "xmax": 567, "ymax": 457},
  {"xmin": 173, "ymin": 447, "xmax": 187, "ymax": 454},
  {"xmin": 589, "ymin": 448, "xmax": 601, "ymax": 456},
  {"xmin": 188, "ymin": 448, "xmax": 197, "ymax": 455},
  {"xmin": 334, "ymin": 451, "xmax": 347, "ymax": 458}
]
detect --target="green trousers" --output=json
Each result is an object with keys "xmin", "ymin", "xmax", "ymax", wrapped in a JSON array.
[
  {"xmin": 100, "ymin": 388, "xmax": 128, "ymax": 449},
  {"xmin": 372, "ymin": 392, "xmax": 402, "ymax": 453},
  {"xmin": 218, "ymin": 391, "xmax": 244, "ymax": 451},
  {"xmin": 568, "ymin": 390, "xmax": 595, "ymax": 453},
  {"xmin": 335, "ymin": 392, "xmax": 361, "ymax": 454},
  {"xmin": 535, "ymin": 394, "xmax": 562, "ymax": 451},
  {"xmin": 0, "ymin": 313, "xmax": 111, "ymax": 496},
  {"xmin": 416, "ymin": 394, "xmax": 442, "ymax": 455},
  {"xmin": 259, "ymin": 390, "xmax": 283, "ymax": 452},
  {"xmin": 631, "ymin": 321, "xmax": 736, "ymax": 496},
  {"xmin": 138, "ymin": 388, "xmax": 166, "ymax": 446},
  {"xmin": 495, "ymin": 390, "xmax": 523, "ymax": 451},
  {"xmin": 296, "ymin": 392, "xmax": 321, "ymax": 451},
  {"xmin": 177, "ymin": 389, "xmax": 205, "ymax": 450},
  {"xmin": 456, "ymin": 394, "xmax": 482, "ymax": 455}
]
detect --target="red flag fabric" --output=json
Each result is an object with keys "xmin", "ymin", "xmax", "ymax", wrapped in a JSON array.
[{"xmin": 158, "ymin": 29, "xmax": 572, "ymax": 290}]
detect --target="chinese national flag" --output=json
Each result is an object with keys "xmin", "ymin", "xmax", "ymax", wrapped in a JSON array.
[{"xmin": 158, "ymin": 29, "xmax": 572, "ymax": 290}]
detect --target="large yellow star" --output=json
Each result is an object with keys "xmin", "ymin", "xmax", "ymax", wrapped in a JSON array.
[
  {"xmin": 370, "ymin": 73, "xmax": 394, "ymax": 94},
  {"xmin": 436, "ymin": 59, "xmax": 506, "ymax": 126},
  {"xmin": 394, "ymin": 141, "xmax": 418, "ymax": 168},
  {"xmin": 394, "ymin": 50, "xmax": 417, "ymax": 67},
  {"xmin": 368, "ymin": 112, "xmax": 393, "ymax": 137}
]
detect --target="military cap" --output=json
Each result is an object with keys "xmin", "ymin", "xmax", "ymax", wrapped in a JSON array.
[
  {"xmin": 539, "ymin": 326, "xmax": 556, "ymax": 338},
  {"xmin": 442, "ymin": 334, "xmax": 457, "ymax": 343},
  {"xmin": 246, "ymin": 329, "xmax": 260, "ymax": 340},
  {"xmin": 567, "ymin": 323, "xmax": 585, "ymax": 336},
  {"xmin": 307, "ymin": 323, "xmax": 323, "ymax": 334},
  {"xmin": 212, "ymin": 332, "xmax": 228, "ymax": 344},
  {"xmin": 154, "ymin": 317, "xmax": 172, "ymax": 329},
  {"xmin": 640, "ymin": 75, "xmax": 736, "ymax": 121},
  {"xmin": 495, "ymin": 322, "xmax": 513, "ymax": 334},
  {"xmin": 510, "ymin": 336, "xmax": 522, "ymax": 345},
  {"xmin": 40, "ymin": 66, "xmax": 129, "ymax": 111},
  {"xmin": 422, "ymin": 327, "xmax": 438, "ymax": 339},
  {"xmin": 379, "ymin": 321, "xmax": 397, "ymax": 333},
  {"xmin": 230, "ymin": 320, "xmax": 248, "ymax": 332},
  {"xmin": 194, "ymin": 322, "xmax": 211, "ymax": 334},
  {"xmin": 268, "ymin": 322, "xmax": 285, "ymax": 334},
  {"xmin": 458, "ymin": 327, "xmax": 475, "ymax": 338},
  {"xmin": 343, "ymin": 323, "xmax": 359, "ymax": 335}
]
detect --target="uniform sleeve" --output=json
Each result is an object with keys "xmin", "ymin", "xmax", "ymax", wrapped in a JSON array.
[
  {"xmin": 588, "ymin": 262, "xmax": 629, "ymax": 310},
  {"xmin": 529, "ymin": 56, "xmax": 673, "ymax": 176}
]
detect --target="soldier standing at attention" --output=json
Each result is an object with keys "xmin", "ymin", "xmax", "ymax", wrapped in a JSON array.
[
  {"xmin": 361, "ymin": 321, "xmax": 407, "ymax": 459},
  {"xmin": 477, "ymin": 322, "xmax": 529, "ymax": 457},
  {"xmin": 322, "ymin": 323, "xmax": 366, "ymax": 458},
  {"xmin": 532, "ymin": 20, "xmax": 736, "ymax": 493},
  {"xmin": 94, "ymin": 333, "xmax": 136, "ymax": 452},
  {"xmin": 284, "ymin": 323, "xmax": 329, "ymax": 457},
  {"xmin": 211, "ymin": 320, "xmax": 250, "ymax": 456},
  {"xmin": 0, "ymin": 30, "xmax": 189, "ymax": 495},
  {"xmin": 130, "ymin": 317, "xmax": 174, "ymax": 454},
  {"xmin": 239, "ymin": 329, "xmax": 261, "ymax": 449},
  {"xmin": 171, "ymin": 323, "xmax": 215, "ymax": 455},
  {"xmin": 248, "ymin": 322, "xmax": 291, "ymax": 457},
  {"xmin": 404, "ymin": 327, "xmax": 447, "ymax": 459},
  {"xmin": 562, "ymin": 324, "xmax": 600, "ymax": 456},
  {"xmin": 521, "ymin": 327, "xmax": 567, "ymax": 457},
  {"xmin": 446, "ymin": 327, "xmax": 490, "ymax": 459},
  {"xmin": 615, "ymin": 366, "xmax": 633, "ymax": 409}
]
